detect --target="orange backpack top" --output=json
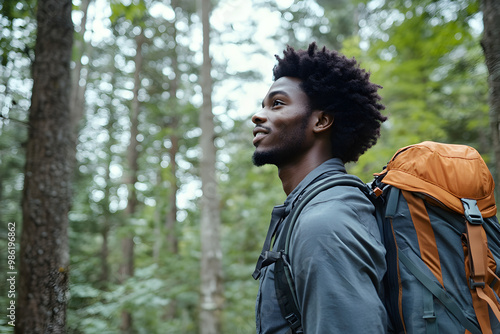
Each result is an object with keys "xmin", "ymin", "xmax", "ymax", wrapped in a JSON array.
[{"xmin": 375, "ymin": 141, "xmax": 497, "ymax": 218}]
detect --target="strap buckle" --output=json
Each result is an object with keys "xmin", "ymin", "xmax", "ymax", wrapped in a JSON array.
[
  {"xmin": 252, "ymin": 251, "xmax": 281, "ymax": 279},
  {"xmin": 285, "ymin": 313, "xmax": 302, "ymax": 332},
  {"xmin": 261, "ymin": 250, "xmax": 281, "ymax": 266},
  {"xmin": 469, "ymin": 277, "xmax": 486, "ymax": 290},
  {"xmin": 461, "ymin": 198, "xmax": 483, "ymax": 225}
]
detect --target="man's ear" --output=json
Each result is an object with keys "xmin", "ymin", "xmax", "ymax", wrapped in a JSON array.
[{"xmin": 312, "ymin": 111, "xmax": 334, "ymax": 134}]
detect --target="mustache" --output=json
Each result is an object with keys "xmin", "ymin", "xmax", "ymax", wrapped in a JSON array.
[{"xmin": 254, "ymin": 125, "xmax": 270, "ymax": 132}]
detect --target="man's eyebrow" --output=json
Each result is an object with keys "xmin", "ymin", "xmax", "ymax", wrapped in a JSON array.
[{"xmin": 261, "ymin": 90, "xmax": 290, "ymax": 108}]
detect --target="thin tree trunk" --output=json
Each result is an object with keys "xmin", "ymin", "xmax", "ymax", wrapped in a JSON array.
[
  {"xmin": 153, "ymin": 190, "xmax": 162, "ymax": 261},
  {"xmin": 166, "ymin": 129, "xmax": 179, "ymax": 254},
  {"xmin": 16, "ymin": 0, "xmax": 74, "ymax": 333},
  {"xmin": 166, "ymin": 16, "xmax": 180, "ymax": 254},
  {"xmin": 99, "ymin": 112, "xmax": 115, "ymax": 286},
  {"xmin": 70, "ymin": 0, "xmax": 92, "ymax": 133},
  {"xmin": 481, "ymin": 0, "xmax": 500, "ymax": 191},
  {"xmin": 199, "ymin": 0, "xmax": 223, "ymax": 333},
  {"xmin": 154, "ymin": 0, "xmax": 180, "ymax": 259},
  {"xmin": 119, "ymin": 28, "xmax": 145, "ymax": 334},
  {"xmin": 100, "ymin": 52, "xmax": 120, "ymax": 287},
  {"xmin": 100, "ymin": 224, "xmax": 110, "ymax": 284}
]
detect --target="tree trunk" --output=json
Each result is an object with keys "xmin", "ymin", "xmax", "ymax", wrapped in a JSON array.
[
  {"xmin": 99, "ymin": 54, "xmax": 120, "ymax": 288},
  {"xmin": 481, "ymin": 0, "xmax": 500, "ymax": 190},
  {"xmin": 166, "ymin": 16, "xmax": 180, "ymax": 255},
  {"xmin": 166, "ymin": 128, "xmax": 179, "ymax": 254},
  {"xmin": 99, "ymin": 113, "xmax": 115, "ymax": 286},
  {"xmin": 119, "ymin": 28, "xmax": 145, "ymax": 334},
  {"xmin": 70, "ymin": 0, "xmax": 92, "ymax": 133},
  {"xmin": 199, "ymin": 0, "xmax": 224, "ymax": 333},
  {"xmin": 16, "ymin": 0, "xmax": 74, "ymax": 333}
]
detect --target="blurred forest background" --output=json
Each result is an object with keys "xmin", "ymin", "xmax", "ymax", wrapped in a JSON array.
[{"xmin": 1, "ymin": 0, "xmax": 499, "ymax": 333}]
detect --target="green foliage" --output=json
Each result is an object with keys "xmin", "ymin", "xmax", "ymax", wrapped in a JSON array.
[
  {"xmin": 1, "ymin": 0, "xmax": 493, "ymax": 333},
  {"xmin": 0, "ymin": 0, "xmax": 36, "ymax": 67},
  {"xmin": 349, "ymin": 0, "xmax": 489, "ymax": 179},
  {"xmin": 110, "ymin": 0, "xmax": 147, "ymax": 24},
  {"xmin": 258, "ymin": 0, "xmax": 360, "ymax": 50},
  {"xmin": 0, "ymin": 4, "xmax": 31, "ymax": 332}
]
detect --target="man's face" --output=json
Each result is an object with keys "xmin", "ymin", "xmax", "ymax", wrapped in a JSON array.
[{"xmin": 251, "ymin": 76, "xmax": 312, "ymax": 167}]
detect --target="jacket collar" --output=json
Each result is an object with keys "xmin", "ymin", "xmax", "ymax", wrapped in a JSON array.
[{"xmin": 283, "ymin": 158, "xmax": 346, "ymax": 215}]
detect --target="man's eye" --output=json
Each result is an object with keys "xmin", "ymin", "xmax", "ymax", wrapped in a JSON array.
[{"xmin": 272, "ymin": 100, "xmax": 284, "ymax": 107}]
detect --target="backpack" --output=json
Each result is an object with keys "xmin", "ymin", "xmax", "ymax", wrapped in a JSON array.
[{"xmin": 264, "ymin": 141, "xmax": 500, "ymax": 334}]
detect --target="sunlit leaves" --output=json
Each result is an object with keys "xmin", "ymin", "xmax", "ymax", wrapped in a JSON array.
[{"xmin": 110, "ymin": 0, "xmax": 147, "ymax": 23}]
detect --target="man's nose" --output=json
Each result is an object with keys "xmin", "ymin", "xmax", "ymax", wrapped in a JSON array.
[{"xmin": 251, "ymin": 108, "xmax": 267, "ymax": 124}]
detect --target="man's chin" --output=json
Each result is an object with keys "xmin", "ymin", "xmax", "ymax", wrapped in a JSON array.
[
  {"xmin": 252, "ymin": 149, "xmax": 285, "ymax": 167},
  {"xmin": 252, "ymin": 151, "xmax": 266, "ymax": 167},
  {"xmin": 252, "ymin": 145, "xmax": 299, "ymax": 167},
  {"xmin": 252, "ymin": 150, "xmax": 274, "ymax": 167}
]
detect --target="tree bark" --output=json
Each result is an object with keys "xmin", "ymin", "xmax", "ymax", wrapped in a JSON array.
[
  {"xmin": 119, "ymin": 28, "xmax": 145, "ymax": 334},
  {"xmin": 16, "ymin": 0, "xmax": 74, "ymax": 333},
  {"xmin": 481, "ymin": 0, "xmax": 500, "ymax": 189},
  {"xmin": 199, "ymin": 0, "xmax": 224, "ymax": 333},
  {"xmin": 70, "ymin": 0, "xmax": 92, "ymax": 134}
]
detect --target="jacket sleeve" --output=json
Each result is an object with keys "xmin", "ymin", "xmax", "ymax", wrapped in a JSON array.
[{"xmin": 288, "ymin": 187, "xmax": 387, "ymax": 333}]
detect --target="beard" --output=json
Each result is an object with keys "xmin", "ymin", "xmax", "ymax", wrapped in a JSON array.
[
  {"xmin": 252, "ymin": 121, "xmax": 308, "ymax": 167},
  {"xmin": 252, "ymin": 146, "xmax": 298, "ymax": 167}
]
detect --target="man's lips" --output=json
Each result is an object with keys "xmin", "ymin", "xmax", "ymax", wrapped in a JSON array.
[{"xmin": 253, "ymin": 126, "xmax": 269, "ymax": 146}]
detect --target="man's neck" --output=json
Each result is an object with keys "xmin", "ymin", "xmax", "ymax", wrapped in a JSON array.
[{"xmin": 278, "ymin": 155, "xmax": 332, "ymax": 196}]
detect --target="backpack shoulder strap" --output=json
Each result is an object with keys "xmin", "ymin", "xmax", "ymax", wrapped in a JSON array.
[
  {"xmin": 462, "ymin": 198, "xmax": 500, "ymax": 333},
  {"xmin": 274, "ymin": 174, "xmax": 372, "ymax": 333},
  {"xmin": 283, "ymin": 175, "xmax": 372, "ymax": 252}
]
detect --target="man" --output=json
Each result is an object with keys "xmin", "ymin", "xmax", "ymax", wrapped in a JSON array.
[{"xmin": 251, "ymin": 43, "xmax": 388, "ymax": 333}]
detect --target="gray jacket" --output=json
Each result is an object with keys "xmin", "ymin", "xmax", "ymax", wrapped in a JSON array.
[{"xmin": 255, "ymin": 158, "xmax": 387, "ymax": 333}]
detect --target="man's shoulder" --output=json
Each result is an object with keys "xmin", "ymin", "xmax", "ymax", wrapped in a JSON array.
[
  {"xmin": 292, "ymin": 182, "xmax": 378, "ymax": 237},
  {"xmin": 303, "ymin": 180, "xmax": 372, "ymax": 211}
]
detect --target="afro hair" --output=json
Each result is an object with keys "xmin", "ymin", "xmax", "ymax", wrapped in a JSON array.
[{"xmin": 273, "ymin": 42, "xmax": 387, "ymax": 162}]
